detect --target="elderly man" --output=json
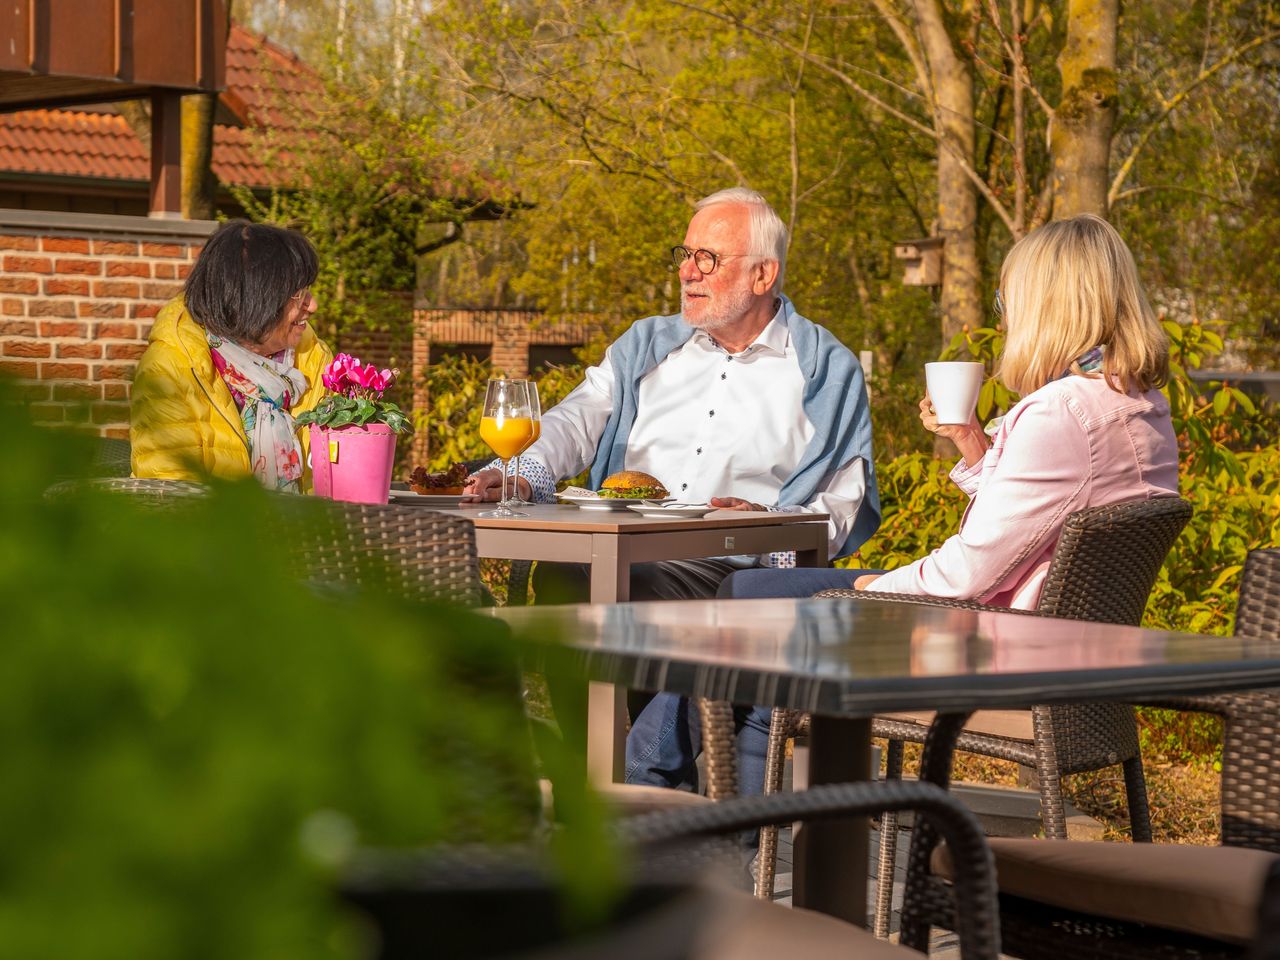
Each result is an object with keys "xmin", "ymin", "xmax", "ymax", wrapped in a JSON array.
[{"xmin": 465, "ymin": 187, "xmax": 880, "ymax": 797}]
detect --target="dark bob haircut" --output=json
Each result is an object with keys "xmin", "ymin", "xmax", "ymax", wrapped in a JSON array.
[{"xmin": 184, "ymin": 220, "xmax": 319, "ymax": 345}]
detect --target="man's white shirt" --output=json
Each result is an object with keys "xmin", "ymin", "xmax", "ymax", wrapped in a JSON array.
[{"xmin": 518, "ymin": 310, "xmax": 868, "ymax": 563}]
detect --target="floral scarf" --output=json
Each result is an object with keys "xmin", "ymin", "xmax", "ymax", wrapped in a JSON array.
[
  {"xmin": 207, "ymin": 332, "xmax": 308, "ymax": 492},
  {"xmin": 984, "ymin": 345, "xmax": 1106, "ymax": 437}
]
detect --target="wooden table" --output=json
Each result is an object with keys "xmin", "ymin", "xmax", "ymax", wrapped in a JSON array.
[
  {"xmin": 493, "ymin": 595, "xmax": 1280, "ymax": 927},
  {"xmin": 429, "ymin": 502, "xmax": 829, "ymax": 780}
]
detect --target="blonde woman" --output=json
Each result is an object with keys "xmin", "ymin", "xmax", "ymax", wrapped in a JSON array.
[{"xmin": 720, "ymin": 213, "xmax": 1179, "ymax": 604}]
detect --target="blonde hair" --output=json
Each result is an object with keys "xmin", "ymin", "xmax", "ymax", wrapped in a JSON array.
[{"xmin": 997, "ymin": 214, "xmax": 1168, "ymax": 396}]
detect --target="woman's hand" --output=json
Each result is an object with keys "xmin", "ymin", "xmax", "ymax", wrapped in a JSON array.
[
  {"xmin": 920, "ymin": 394, "xmax": 990, "ymax": 465},
  {"xmin": 853, "ymin": 573, "xmax": 882, "ymax": 590}
]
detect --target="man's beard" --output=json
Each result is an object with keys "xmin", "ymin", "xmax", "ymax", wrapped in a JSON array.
[{"xmin": 681, "ymin": 283, "xmax": 754, "ymax": 330}]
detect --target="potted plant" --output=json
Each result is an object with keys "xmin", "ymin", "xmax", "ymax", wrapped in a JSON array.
[{"xmin": 297, "ymin": 353, "xmax": 413, "ymax": 504}]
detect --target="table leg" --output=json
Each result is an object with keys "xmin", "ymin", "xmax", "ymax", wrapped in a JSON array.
[
  {"xmin": 791, "ymin": 715, "xmax": 870, "ymax": 927},
  {"xmin": 586, "ymin": 535, "xmax": 631, "ymax": 783}
]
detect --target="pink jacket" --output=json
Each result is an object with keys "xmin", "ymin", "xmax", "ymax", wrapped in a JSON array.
[{"xmin": 867, "ymin": 375, "xmax": 1179, "ymax": 609}]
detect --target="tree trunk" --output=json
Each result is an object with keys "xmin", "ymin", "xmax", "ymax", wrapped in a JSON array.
[
  {"xmin": 181, "ymin": 94, "xmax": 219, "ymax": 220},
  {"xmin": 1050, "ymin": 0, "xmax": 1119, "ymax": 219},
  {"xmin": 913, "ymin": 0, "xmax": 982, "ymax": 348}
]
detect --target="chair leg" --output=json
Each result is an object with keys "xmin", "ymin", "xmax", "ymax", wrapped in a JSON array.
[
  {"xmin": 873, "ymin": 738, "xmax": 905, "ymax": 939},
  {"xmin": 1123, "ymin": 755, "xmax": 1154, "ymax": 842},
  {"xmin": 1031, "ymin": 706, "xmax": 1068, "ymax": 839},
  {"xmin": 754, "ymin": 707, "xmax": 795, "ymax": 899}
]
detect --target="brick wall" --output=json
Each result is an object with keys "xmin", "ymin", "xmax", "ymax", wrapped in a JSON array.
[{"xmin": 1, "ymin": 210, "xmax": 217, "ymax": 439}]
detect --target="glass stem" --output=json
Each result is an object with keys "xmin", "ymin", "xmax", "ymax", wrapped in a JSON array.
[
  {"xmin": 512, "ymin": 454, "xmax": 522, "ymax": 500},
  {"xmin": 499, "ymin": 459, "xmax": 510, "ymax": 505}
]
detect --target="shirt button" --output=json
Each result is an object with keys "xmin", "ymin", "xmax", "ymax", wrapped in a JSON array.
[
  {"xmin": 720, "ymin": 372, "xmax": 727, "ymax": 380},
  {"xmin": 709, "ymin": 409, "xmax": 715, "ymax": 417},
  {"xmin": 696, "ymin": 447, "xmax": 702, "ymax": 455},
  {"xmin": 681, "ymin": 483, "xmax": 688, "ymax": 490}
]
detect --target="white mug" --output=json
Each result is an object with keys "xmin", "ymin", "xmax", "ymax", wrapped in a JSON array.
[{"xmin": 925, "ymin": 361, "xmax": 984, "ymax": 425}]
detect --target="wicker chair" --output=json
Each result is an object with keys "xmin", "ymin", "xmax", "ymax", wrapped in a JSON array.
[
  {"xmin": 621, "ymin": 778, "xmax": 1002, "ymax": 960},
  {"xmin": 902, "ymin": 547, "xmax": 1280, "ymax": 960},
  {"xmin": 754, "ymin": 496, "xmax": 1193, "ymax": 923}
]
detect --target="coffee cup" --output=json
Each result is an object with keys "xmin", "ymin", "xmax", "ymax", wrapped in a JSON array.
[{"xmin": 924, "ymin": 361, "xmax": 984, "ymax": 425}]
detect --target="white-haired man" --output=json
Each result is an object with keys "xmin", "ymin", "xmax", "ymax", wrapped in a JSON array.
[{"xmin": 465, "ymin": 187, "xmax": 880, "ymax": 798}]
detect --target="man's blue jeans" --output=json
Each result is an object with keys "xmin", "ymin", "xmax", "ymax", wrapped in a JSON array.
[{"xmin": 625, "ymin": 694, "xmax": 772, "ymax": 800}]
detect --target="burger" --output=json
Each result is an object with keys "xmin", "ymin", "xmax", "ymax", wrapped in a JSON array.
[
  {"xmin": 409, "ymin": 462, "xmax": 468, "ymax": 496},
  {"xmin": 597, "ymin": 470, "xmax": 669, "ymax": 500}
]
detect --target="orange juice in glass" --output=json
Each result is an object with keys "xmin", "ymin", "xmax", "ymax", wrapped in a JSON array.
[
  {"xmin": 478, "ymin": 378, "xmax": 533, "ymax": 519},
  {"xmin": 507, "ymin": 380, "xmax": 542, "ymax": 507}
]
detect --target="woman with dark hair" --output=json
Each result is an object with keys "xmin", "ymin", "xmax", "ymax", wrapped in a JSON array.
[{"xmin": 131, "ymin": 220, "xmax": 334, "ymax": 490}]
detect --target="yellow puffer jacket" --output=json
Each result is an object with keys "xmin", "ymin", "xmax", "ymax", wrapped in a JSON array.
[{"xmin": 130, "ymin": 297, "xmax": 334, "ymax": 487}]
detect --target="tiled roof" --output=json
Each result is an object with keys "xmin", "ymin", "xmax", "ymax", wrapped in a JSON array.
[{"xmin": 0, "ymin": 24, "xmax": 319, "ymax": 191}]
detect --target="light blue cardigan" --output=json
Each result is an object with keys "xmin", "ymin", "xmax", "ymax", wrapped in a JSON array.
[{"xmin": 587, "ymin": 296, "xmax": 881, "ymax": 559}]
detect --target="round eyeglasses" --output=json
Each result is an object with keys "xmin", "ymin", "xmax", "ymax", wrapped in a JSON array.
[{"xmin": 670, "ymin": 245, "xmax": 753, "ymax": 275}]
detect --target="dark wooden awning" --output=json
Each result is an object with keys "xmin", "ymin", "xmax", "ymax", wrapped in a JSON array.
[{"xmin": 0, "ymin": 0, "xmax": 227, "ymax": 215}]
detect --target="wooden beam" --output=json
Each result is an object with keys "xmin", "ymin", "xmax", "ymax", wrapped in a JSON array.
[{"xmin": 149, "ymin": 91, "xmax": 182, "ymax": 218}]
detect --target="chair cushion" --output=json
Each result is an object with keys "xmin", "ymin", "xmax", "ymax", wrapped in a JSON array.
[
  {"xmin": 690, "ymin": 887, "xmax": 912, "ymax": 960},
  {"xmin": 880, "ymin": 710, "xmax": 1034, "ymax": 741},
  {"xmin": 597, "ymin": 783, "xmax": 715, "ymax": 816},
  {"xmin": 932, "ymin": 838, "xmax": 1280, "ymax": 944}
]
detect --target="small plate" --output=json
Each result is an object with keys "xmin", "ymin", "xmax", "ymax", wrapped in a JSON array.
[
  {"xmin": 557, "ymin": 493, "xmax": 637, "ymax": 512},
  {"xmin": 389, "ymin": 490, "xmax": 465, "ymax": 507},
  {"xmin": 626, "ymin": 503, "xmax": 715, "ymax": 519}
]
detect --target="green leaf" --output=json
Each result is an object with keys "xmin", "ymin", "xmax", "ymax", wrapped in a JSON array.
[{"xmin": 1212, "ymin": 389, "xmax": 1230, "ymax": 417}]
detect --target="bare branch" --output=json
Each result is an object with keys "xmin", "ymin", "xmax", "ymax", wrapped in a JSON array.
[{"xmin": 1108, "ymin": 29, "xmax": 1280, "ymax": 206}]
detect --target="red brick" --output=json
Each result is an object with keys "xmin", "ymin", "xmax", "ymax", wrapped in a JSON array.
[
  {"xmin": 0, "ymin": 276, "xmax": 39, "ymax": 294},
  {"xmin": 54, "ymin": 258, "xmax": 102, "ymax": 276},
  {"xmin": 0, "ymin": 234, "xmax": 38, "ymax": 251},
  {"xmin": 141, "ymin": 242, "xmax": 184, "ymax": 258},
  {"xmin": 104, "ymin": 425, "xmax": 129, "ymax": 439},
  {"xmin": 3, "ymin": 339, "xmax": 50, "ymax": 358},
  {"xmin": 44, "ymin": 278, "xmax": 91, "ymax": 296},
  {"xmin": 0, "ymin": 320, "xmax": 35, "ymax": 335},
  {"xmin": 153, "ymin": 262, "xmax": 176, "ymax": 279},
  {"xmin": 105, "ymin": 342, "xmax": 146, "ymax": 361},
  {"xmin": 28, "ymin": 402, "xmax": 66, "ymax": 422},
  {"xmin": 51, "ymin": 380, "xmax": 100, "ymax": 400},
  {"xmin": 42, "ymin": 361, "xmax": 90, "ymax": 379},
  {"xmin": 130, "ymin": 302, "xmax": 161, "ymax": 319},
  {"xmin": 78, "ymin": 301, "xmax": 126, "ymax": 318},
  {"xmin": 4, "ymin": 255, "xmax": 53, "ymax": 273},
  {"xmin": 91, "ymin": 401, "xmax": 130, "ymax": 424},
  {"xmin": 41, "ymin": 236, "xmax": 91, "ymax": 254},
  {"xmin": 102, "ymin": 381, "xmax": 130, "ymax": 400},
  {"xmin": 142, "ymin": 281, "xmax": 182, "ymax": 299},
  {"xmin": 28, "ymin": 299, "xmax": 76, "ymax": 318},
  {"xmin": 92, "ymin": 280, "xmax": 141, "ymax": 298},
  {"xmin": 175, "ymin": 263, "xmax": 191, "ymax": 279},
  {"xmin": 57, "ymin": 342, "xmax": 102, "ymax": 360},
  {"xmin": 95, "ymin": 321, "xmax": 139, "ymax": 339},
  {"xmin": 91, "ymin": 240, "xmax": 139, "ymax": 256},
  {"xmin": 13, "ymin": 379, "xmax": 51, "ymax": 400},
  {"xmin": 106, "ymin": 259, "xmax": 151, "ymax": 278},
  {"xmin": 0, "ymin": 359, "xmax": 37, "ymax": 377},
  {"xmin": 2, "ymin": 299, "xmax": 25, "ymax": 317},
  {"xmin": 95, "ymin": 362, "xmax": 136, "ymax": 382},
  {"xmin": 38, "ymin": 321, "xmax": 87, "ymax": 337}
]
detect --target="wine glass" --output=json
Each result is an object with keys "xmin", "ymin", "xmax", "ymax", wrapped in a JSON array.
[
  {"xmin": 505, "ymin": 379, "xmax": 542, "ymax": 508},
  {"xmin": 477, "ymin": 378, "xmax": 534, "ymax": 519}
]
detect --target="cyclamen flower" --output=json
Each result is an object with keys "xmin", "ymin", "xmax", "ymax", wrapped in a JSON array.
[{"xmin": 321, "ymin": 354, "xmax": 396, "ymax": 398}]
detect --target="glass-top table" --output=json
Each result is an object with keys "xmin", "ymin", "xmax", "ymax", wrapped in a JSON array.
[{"xmin": 494, "ymin": 595, "xmax": 1280, "ymax": 926}]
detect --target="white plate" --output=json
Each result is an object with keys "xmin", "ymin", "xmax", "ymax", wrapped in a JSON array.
[
  {"xmin": 388, "ymin": 490, "xmax": 465, "ymax": 506},
  {"xmin": 557, "ymin": 493, "xmax": 638, "ymax": 512},
  {"xmin": 626, "ymin": 503, "xmax": 715, "ymax": 519}
]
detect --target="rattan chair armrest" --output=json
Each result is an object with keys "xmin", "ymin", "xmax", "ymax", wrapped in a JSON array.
[
  {"xmin": 619, "ymin": 780, "xmax": 1001, "ymax": 960},
  {"xmin": 1134, "ymin": 695, "xmax": 1233, "ymax": 714},
  {"xmin": 813, "ymin": 588, "xmax": 1039, "ymax": 616}
]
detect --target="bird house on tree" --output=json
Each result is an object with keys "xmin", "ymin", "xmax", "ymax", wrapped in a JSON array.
[{"xmin": 893, "ymin": 236, "xmax": 945, "ymax": 286}]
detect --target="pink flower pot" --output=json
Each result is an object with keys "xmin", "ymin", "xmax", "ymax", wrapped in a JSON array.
[{"xmin": 310, "ymin": 423, "xmax": 397, "ymax": 505}]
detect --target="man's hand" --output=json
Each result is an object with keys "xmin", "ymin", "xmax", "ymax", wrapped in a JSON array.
[
  {"xmin": 462, "ymin": 468, "xmax": 531, "ymax": 503},
  {"xmin": 853, "ymin": 573, "xmax": 882, "ymax": 590},
  {"xmin": 710, "ymin": 496, "xmax": 767, "ymax": 512}
]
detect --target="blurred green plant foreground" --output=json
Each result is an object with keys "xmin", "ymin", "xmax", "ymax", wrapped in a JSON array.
[{"xmin": 3, "ymin": 392, "xmax": 617, "ymax": 960}]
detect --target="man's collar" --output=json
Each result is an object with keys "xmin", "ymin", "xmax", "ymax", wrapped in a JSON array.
[{"xmin": 692, "ymin": 296, "xmax": 791, "ymax": 356}]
